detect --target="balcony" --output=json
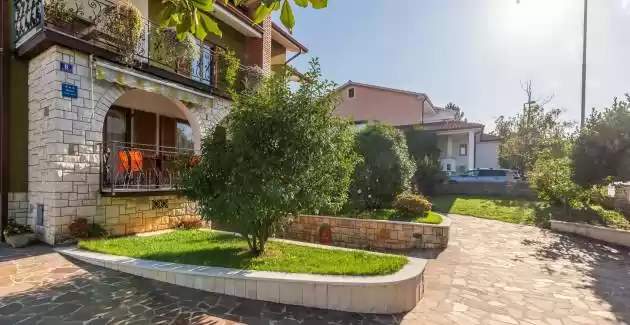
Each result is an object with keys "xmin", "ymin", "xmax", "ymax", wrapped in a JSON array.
[
  {"xmin": 13, "ymin": 0, "xmax": 261, "ymax": 95},
  {"xmin": 101, "ymin": 141, "xmax": 196, "ymax": 195}
]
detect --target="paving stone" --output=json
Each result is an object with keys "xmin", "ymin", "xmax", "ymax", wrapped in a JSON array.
[{"xmin": 1, "ymin": 214, "xmax": 630, "ymax": 324}]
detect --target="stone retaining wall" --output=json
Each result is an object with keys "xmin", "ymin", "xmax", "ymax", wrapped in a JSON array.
[
  {"xmin": 550, "ymin": 220, "xmax": 630, "ymax": 248},
  {"xmin": 280, "ymin": 215, "xmax": 450, "ymax": 250},
  {"xmin": 436, "ymin": 182, "xmax": 538, "ymax": 199}
]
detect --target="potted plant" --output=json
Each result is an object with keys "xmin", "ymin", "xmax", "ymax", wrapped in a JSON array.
[
  {"xmin": 150, "ymin": 27, "xmax": 200, "ymax": 73},
  {"xmin": 3, "ymin": 220, "xmax": 34, "ymax": 248},
  {"xmin": 100, "ymin": 1, "xmax": 144, "ymax": 64},
  {"xmin": 44, "ymin": 0, "xmax": 84, "ymax": 30}
]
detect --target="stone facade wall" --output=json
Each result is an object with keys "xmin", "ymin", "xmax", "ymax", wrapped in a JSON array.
[
  {"xmin": 280, "ymin": 215, "xmax": 450, "ymax": 250},
  {"xmin": 8, "ymin": 192, "xmax": 29, "ymax": 224},
  {"xmin": 613, "ymin": 184, "xmax": 630, "ymax": 217},
  {"xmin": 27, "ymin": 45, "xmax": 226, "ymax": 244},
  {"xmin": 436, "ymin": 182, "xmax": 538, "ymax": 199}
]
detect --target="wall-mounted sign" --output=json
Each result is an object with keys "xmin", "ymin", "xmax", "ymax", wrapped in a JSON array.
[
  {"xmin": 60, "ymin": 62, "xmax": 74, "ymax": 73},
  {"xmin": 61, "ymin": 83, "xmax": 78, "ymax": 98}
]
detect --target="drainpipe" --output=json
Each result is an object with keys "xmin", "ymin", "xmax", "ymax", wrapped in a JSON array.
[
  {"xmin": 285, "ymin": 49, "xmax": 303, "ymax": 66},
  {"xmin": 0, "ymin": 0, "xmax": 9, "ymax": 242}
]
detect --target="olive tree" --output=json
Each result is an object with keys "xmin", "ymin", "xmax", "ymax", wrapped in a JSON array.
[{"xmin": 180, "ymin": 59, "xmax": 357, "ymax": 256}]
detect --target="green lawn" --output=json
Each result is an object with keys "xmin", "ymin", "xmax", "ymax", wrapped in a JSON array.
[
  {"xmin": 352, "ymin": 209, "xmax": 443, "ymax": 224},
  {"xmin": 78, "ymin": 230, "xmax": 408, "ymax": 276},
  {"xmin": 430, "ymin": 195, "xmax": 630, "ymax": 229}
]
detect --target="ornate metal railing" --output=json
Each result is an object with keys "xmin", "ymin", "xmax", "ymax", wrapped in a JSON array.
[
  {"xmin": 13, "ymin": 0, "xmax": 261, "ymax": 91},
  {"xmin": 100, "ymin": 141, "xmax": 196, "ymax": 194}
]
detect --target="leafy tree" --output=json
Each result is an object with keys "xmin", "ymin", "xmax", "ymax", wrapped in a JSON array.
[
  {"xmin": 445, "ymin": 102, "xmax": 464, "ymax": 121},
  {"xmin": 494, "ymin": 104, "xmax": 572, "ymax": 174},
  {"xmin": 348, "ymin": 124, "xmax": 416, "ymax": 210},
  {"xmin": 160, "ymin": 0, "xmax": 327, "ymax": 41},
  {"xmin": 179, "ymin": 59, "xmax": 357, "ymax": 256},
  {"xmin": 404, "ymin": 130, "xmax": 443, "ymax": 195},
  {"xmin": 572, "ymin": 95, "xmax": 630, "ymax": 187}
]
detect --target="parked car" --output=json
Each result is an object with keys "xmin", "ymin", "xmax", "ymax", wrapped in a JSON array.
[{"xmin": 448, "ymin": 168, "xmax": 516, "ymax": 183}]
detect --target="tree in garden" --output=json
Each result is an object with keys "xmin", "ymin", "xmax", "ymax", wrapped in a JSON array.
[
  {"xmin": 348, "ymin": 124, "xmax": 416, "ymax": 210},
  {"xmin": 494, "ymin": 104, "xmax": 573, "ymax": 174},
  {"xmin": 179, "ymin": 59, "xmax": 358, "ymax": 256},
  {"xmin": 572, "ymin": 95, "xmax": 630, "ymax": 187},
  {"xmin": 529, "ymin": 156, "xmax": 590, "ymax": 213},
  {"xmin": 404, "ymin": 130, "xmax": 443, "ymax": 195},
  {"xmin": 444, "ymin": 102, "xmax": 464, "ymax": 121},
  {"xmin": 160, "ymin": 0, "xmax": 327, "ymax": 41}
]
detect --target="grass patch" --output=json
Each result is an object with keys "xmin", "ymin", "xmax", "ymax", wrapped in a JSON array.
[
  {"xmin": 430, "ymin": 195, "xmax": 630, "ymax": 229},
  {"xmin": 78, "ymin": 230, "xmax": 408, "ymax": 276},
  {"xmin": 350, "ymin": 209, "xmax": 443, "ymax": 224}
]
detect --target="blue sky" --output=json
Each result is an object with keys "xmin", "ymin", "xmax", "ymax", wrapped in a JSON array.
[{"xmin": 283, "ymin": 0, "xmax": 630, "ymax": 130}]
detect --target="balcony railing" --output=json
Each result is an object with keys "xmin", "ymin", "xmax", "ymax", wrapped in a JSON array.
[
  {"xmin": 101, "ymin": 141, "xmax": 196, "ymax": 194},
  {"xmin": 14, "ymin": 0, "xmax": 262, "ymax": 92}
]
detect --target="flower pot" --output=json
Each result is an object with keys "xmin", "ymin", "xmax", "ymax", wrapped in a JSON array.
[{"xmin": 5, "ymin": 234, "xmax": 33, "ymax": 248}]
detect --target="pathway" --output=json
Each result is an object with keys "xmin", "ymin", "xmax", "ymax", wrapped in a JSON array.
[{"xmin": 0, "ymin": 215, "xmax": 629, "ymax": 324}]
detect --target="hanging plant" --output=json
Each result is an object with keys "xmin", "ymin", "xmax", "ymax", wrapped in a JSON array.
[
  {"xmin": 150, "ymin": 27, "xmax": 200, "ymax": 69},
  {"xmin": 100, "ymin": 1, "xmax": 144, "ymax": 64},
  {"xmin": 44, "ymin": 0, "xmax": 84, "ymax": 26},
  {"xmin": 215, "ymin": 47, "xmax": 240, "ymax": 92}
]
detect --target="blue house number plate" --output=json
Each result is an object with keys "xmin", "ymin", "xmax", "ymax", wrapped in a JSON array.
[
  {"xmin": 60, "ymin": 62, "xmax": 74, "ymax": 73},
  {"xmin": 61, "ymin": 83, "xmax": 78, "ymax": 98}
]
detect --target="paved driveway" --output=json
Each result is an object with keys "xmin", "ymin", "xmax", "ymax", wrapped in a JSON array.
[{"xmin": 1, "ymin": 215, "xmax": 629, "ymax": 325}]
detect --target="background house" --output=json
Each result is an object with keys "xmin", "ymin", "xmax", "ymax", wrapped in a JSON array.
[{"xmin": 335, "ymin": 81, "xmax": 501, "ymax": 173}]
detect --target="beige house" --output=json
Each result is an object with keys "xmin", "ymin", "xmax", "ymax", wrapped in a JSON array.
[
  {"xmin": 335, "ymin": 81, "xmax": 501, "ymax": 173},
  {"xmin": 1, "ymin": 0, "xmax": 307, "ymax": 244}
]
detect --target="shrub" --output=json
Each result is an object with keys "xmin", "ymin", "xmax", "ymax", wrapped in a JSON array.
[
  {"xmin": 101, "ymin": 1, "xmax": 144, "ymax": 64},
  {"xmin": 69, "ymin": 218, "xmax": 109, "ymax": 239},
  {"xmin": 3, "ymin": 220, "xmax": 33, "ymax": 237},
  {"xmin": 348, "ymin": 124, "xmax": 415, "ymax": 210},
  {"xmin": 393, "ymin": 192, "xmax": 432, "ymax": 219},
  {"xmin": 179, "ymin": 59, "xmax": 358, "ymax": 256},
  {"xmin": 529, "ymin": 157, "xmax": 594, "ymax": 209},
  {"xmin": 412, "ymin": 155, "xmax": 444, "ymax": 195},
  {"xmin": 177, "ymin": 219, "xmax": 204, "ymax": 229}
]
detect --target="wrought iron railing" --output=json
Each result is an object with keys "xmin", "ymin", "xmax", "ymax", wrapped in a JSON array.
[
  {"xmin": 13, "ymin": 0, "xmax": 262, "ymax": 91},
  {"xmin": 100, "ymin": 141, "xmax": 196, "ymax": 194}
]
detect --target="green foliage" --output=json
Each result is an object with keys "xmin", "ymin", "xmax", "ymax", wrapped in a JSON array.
[
  {"xmin": 102, "ymin": 1, "xmax": 144, "ymax": 64},
  {"xmin": 160, "ymin": 0, "xmax": 327, "ymax": 41},
  {"xmin": 351, "ymin": 209, "xmax": 442, "ymax": 224},
  {"xmin": 393, "ymin": 192, "xmax": 432, "ymax": 219},
  {"xmin": 3, "ymin": 220, "xmax": 33, "ymax": 237},
  {"xmin": 444, "ymin": 102, "xmax": 464, "ymax": 121},
  {"xmin": 150, "ymin": 28, "xmax": 200, "ymax": 66},
  {"xmin": 159, "ymin": 0, "xmax": 220, "ymax": 41},
  {"xmin": 494, "ymin": 104, "xmax": 573, "ymax": 174},
  {"xmin": 179, "ymin": 59, "xmax": 358, "ymax": 256},
  {"xmin": 412, "ymin": 155, "xmax": 444, "ymax": 196},
  {"xmin": 44, "ymin": 0, "xmax": 83, "ymax": 24},
  {"xmin": 572, "ymin": 95, "xmax": 630, "ymax": 187},
  {"xmin": 529, "ymin": 157, "xmax": 592, "ymax": 208},
  {"xmin": 215, "ymin": 48, "xmax": 241, "ymax": 93},
  {"xmin": 348, "ymin": 124, "xmax": 416, "ymax": 210}
]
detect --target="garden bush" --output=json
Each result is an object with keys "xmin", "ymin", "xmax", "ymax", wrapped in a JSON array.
[
  {"xmin": 179, "ymin": 60, "xmax": 358, "ymax": 256},
  {"xmin": 348, "ymin": 124, "xmax": 415, "ymax": 210},
  {"xmin": 393, "ymin": 192, "xmax": 432, "ymax": 219}
]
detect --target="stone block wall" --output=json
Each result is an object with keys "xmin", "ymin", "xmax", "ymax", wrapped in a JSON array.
[
  {"xmin": 280, "ymin": 215, "xmax": 450, "ymax": 250},
  {"xmin": 613, "ymin": 184, "xmax": 630, "ymax": 217},
  {"xmin": 26, "ymin": 45, "xmax": 226, "ymax": 244},
  {"xmin": 436, "ymin": 182, "xmax": 538, "ymax": 199},
  {"xmin": 8, "ymin": 192, "xmax": 29, "ymax": 224}
]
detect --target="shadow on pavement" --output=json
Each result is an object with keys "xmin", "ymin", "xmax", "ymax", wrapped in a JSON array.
[{"xmin": 522, "ymin": 231, "xmax": 630, "ymax": 323}]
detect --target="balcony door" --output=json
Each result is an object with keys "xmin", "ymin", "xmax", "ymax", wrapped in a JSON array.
[{"xmin": 191, "ymin": 41, "xmax": 213, "ymax": 85}]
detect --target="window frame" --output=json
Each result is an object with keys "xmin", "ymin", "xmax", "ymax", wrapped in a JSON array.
[
  {"xmin": 348, "ymin": 87, "xmax": 355, "ymax": 99},
  {"xmin": 459, "ymin": 143, "xmax": 468, "ymax": 156}
]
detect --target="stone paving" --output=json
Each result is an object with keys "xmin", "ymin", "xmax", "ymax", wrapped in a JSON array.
[{"xmin": 1, "ymin": 214, "xmax": 629, "ymax": 325}]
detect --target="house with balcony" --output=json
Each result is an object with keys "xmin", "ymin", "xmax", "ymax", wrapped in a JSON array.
[
  {"xmin": 1, "ymin": 0, "xmax": 307, "ymax": 244},
  {"xmin": 335, "ymin": 81, "xmax": 501, "ymax": 174}
]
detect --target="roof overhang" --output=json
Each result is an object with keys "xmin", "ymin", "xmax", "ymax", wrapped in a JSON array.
[
  {"xmin": 212, "ymin": 3, "xmax": 262, "ymax": 38},
  {"xmin": 271, "ymin": 24, "xmax": 309, "ymax": 53}
]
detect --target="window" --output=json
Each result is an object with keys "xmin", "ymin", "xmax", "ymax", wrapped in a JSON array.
[
  {"xmin": 459, "ymin": 144, "xmax": 467, "ymax": 156},
  {"xmin": 348, "ymin": 88, "xmax": 355, "ymax": 98},
  {"xmin": 176, "ymin": 122, "xmax": 194, "ymax": 149},
  {"xmin": 478, "ymin": 169, "xmax": 507, "ymax": 177}
]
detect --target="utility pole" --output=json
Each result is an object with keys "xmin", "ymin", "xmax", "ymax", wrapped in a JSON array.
[
  {"xmin": 516, "ymin": 0, "xmax": 588, "ymax": 127},
  {"xmin": 580, "ymin": 0, "xmax": 588, "ymax": 128}
]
